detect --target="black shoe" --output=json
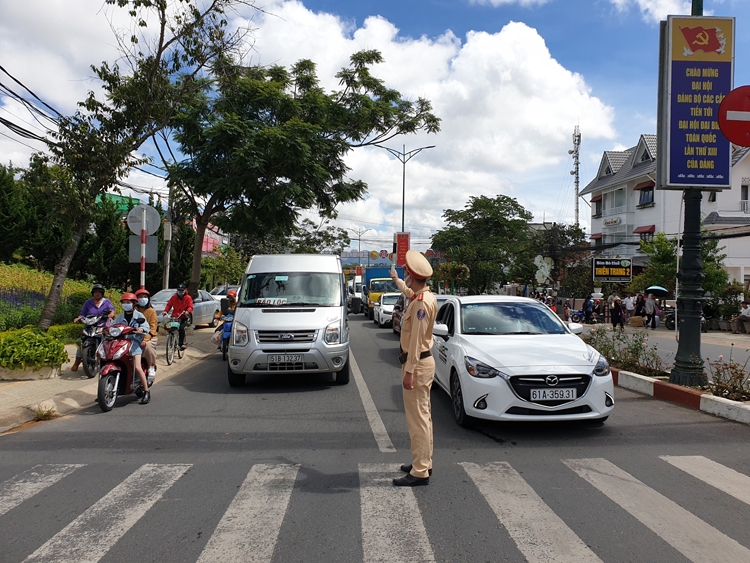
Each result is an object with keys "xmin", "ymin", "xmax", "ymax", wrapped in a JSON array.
[
  {"xmin": 400, "ymin": 464, "xmax": 432, "ymax": 476},
  {"xmin": 140, "ymin": 391, "xmax": 151, "ymax": 404},
  {"xmin": 393, "ymin": 474, "xmax": 429, "ymax": 487}
]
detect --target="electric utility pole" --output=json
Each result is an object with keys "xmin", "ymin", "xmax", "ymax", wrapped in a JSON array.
[{"xmin": 569, "ymin": 126, "xmax": 581, "ymax": 226}]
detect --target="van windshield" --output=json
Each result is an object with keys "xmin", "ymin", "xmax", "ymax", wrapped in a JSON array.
[{"xmin": 240, "ymin": 272, "xmax": 342, "ymax": 307}]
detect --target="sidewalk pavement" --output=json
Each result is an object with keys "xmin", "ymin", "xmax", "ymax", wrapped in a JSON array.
[
  {"xmin": 0, "ymin": 327, "xmax": 219, "ymax": 433},
  {"xmin": 580, "ymin": 319, "xmax": 750, "ymax": 347}
]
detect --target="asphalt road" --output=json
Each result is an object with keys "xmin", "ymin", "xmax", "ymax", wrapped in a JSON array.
[{"xmin": 1, "ymin": 315, "xmax": 750, "ymax": 562}]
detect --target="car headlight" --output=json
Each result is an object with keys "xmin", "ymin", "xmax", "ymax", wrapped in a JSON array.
[
  {"xmin": 234, "ymin": 322, "xmax": 249, "ymax": 346},
  {"xmin": 325, "ymin": 321, "xmax": 341, "ymax": 344},
  {"xmin": 464, "ymin": 356, "xmax": 507, "ymax": 379},
  {"xmin": 592, "ymin": 354, "xmax": 610, "ymax": 377}
]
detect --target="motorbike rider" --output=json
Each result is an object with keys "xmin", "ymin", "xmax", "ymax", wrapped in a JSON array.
[
  {"xmin": 163, "ymin": 283, "xmax": 193, "ymax": 350},
  {"xmin": 112, "ymin": 293, "xmax": 151, "ymax": 404},
  {"xmin": 213, "ymin": 289, "xmax": 237, "ymax": 348},
  {"xmin": 135, "ymin": 288, "xmax": 158, "ymax": 378},
  {"xmin": 71, "ymin": 283, "xmax": 115, "ymax": 372}
]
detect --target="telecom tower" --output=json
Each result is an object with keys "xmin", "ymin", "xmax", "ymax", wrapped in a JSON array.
[{"xmin": 569, "ymin": 126, "xmax": 581, "ymax": 225}]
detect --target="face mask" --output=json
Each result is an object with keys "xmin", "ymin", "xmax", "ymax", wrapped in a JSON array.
[
  {"xmin": 137, "ymin": 298, "xmax": 149, "ymax": 307},
  {"xmin": 177, "ymin": 291, "xmax": 186, "ymax": 297},
  {"xmin": 122, "ymin": 303, "xmax": 134, "ymax": 312}
]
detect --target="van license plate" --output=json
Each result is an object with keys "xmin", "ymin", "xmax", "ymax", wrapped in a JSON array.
[
  {"xmin": 530, "ymin": 388, "xmax": 577, "ymax": 401},
  {"xmin": 269, "ymin": 354, "xmax": 302, "ymax": 363}
]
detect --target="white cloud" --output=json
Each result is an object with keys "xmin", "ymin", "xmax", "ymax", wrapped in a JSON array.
[
  {"xmin": 1, "ymin": 0, "xmax": 616, "ymax": 250},
  {"xmin": 609, "ymin": 0, "xmax": 693, "ymax": 23},
  {"xmin": 467, "ymin": 0, "xmax": 551, "ymax": 6}
]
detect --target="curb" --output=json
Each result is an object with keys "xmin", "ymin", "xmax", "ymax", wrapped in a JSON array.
[
  {"xmin": 612, "ymin": 368, "xmax": 750, "ymax": 425},
  {"xmin": 0, "ymin": 345, "xmax": 212, "ymax": 434}
]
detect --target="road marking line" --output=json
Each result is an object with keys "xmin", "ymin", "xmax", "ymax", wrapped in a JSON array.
[
  {"xmin": 197, "ymin": 464, "xmax": 299, "ymax": 563},
  {"xmin": 0, "ymin": 464, "xmax": 85, "ymax": 517},
  {"xmin": 460, "ymin": 462, "xmax": 602, "ymax": 563},
  {"xmin": 661, "ymin": 455, "xmax": 750, "ymax": 506},
  {"xmin": 564, "ymin": 458, "xmax": 750, "ymax": 563},
  {"xmin": 351, "ymin": 353, "xmax": 396, "ymax": 453},
  {"xmin": 726, "ymin": 110, "xmax": 750, "ymax": 122},
  {"xmin": 24, "ymin": 463, "xmax": 190, "ymax": 563},
  {"xmin": 359, "ymin": 463, "xmax": 435, "ymax": 563}
]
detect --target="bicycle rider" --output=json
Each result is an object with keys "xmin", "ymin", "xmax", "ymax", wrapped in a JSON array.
[{"xmin": 162, "ymin": 283, "xmax": 194, "ymax": 350}]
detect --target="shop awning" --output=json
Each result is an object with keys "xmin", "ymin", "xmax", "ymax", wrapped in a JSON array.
[
  {"xmin": 590, "ymin": 232, "xmax": 603, "ymax": 239},
  {"xmin": 633, "ymin": 180, "xmax": 655, "ymax": 190},
  {"xmin": 633, "ymin": 225, "xmax": 655, "ymax": 234},
  {"xmin": 590, "ymin": 194, "xmax": 603, "ymax": 202}
]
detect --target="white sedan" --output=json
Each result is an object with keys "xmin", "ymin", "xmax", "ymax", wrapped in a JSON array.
[
  {"xmin": 373, "ymin": 293, "xmax": 401, "ymax": 328},
  {"xmin": 432, "ymin": 295, "xmax": 614, "ymax": 426}
]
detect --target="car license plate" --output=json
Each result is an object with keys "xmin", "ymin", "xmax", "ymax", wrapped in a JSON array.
[
  {"xmin": 268, "ymin": 354, "xmax": 302, "ymax": 363},
  {"xmin": 530, "ymin": 388, "xmax": 577, "ymax": 401}
]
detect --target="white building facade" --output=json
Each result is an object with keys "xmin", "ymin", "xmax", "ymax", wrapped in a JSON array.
[{"xmin": 581, "ymin": 134, "xmax": 750, "ymax": 290}]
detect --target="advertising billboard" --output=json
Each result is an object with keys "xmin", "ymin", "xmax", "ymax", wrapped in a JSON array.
[{"xmin": 592, "ymin": 258, "xmax": 633, "ymax": 283}]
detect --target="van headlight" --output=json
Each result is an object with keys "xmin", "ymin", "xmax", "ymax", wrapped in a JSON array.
[
  {"xmin": 592, "ymin": 354, "xmax": 610, "ymax": 377},
  {"xmin": 234, "ymin": 322, "xmax": 249, "ymax": 346},
  {"xmin": 325, "ymin": 321, "xmax": 341, "ymax": 344}
]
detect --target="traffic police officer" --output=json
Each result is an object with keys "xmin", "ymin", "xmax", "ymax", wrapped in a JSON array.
[{"xmin": 390, "ymin": 250, "xmax": 437, "ymax": 487}]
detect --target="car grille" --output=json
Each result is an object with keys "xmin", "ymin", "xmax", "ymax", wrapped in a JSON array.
[
  {"xmin": 253, "ymin": 362, "xmax": 319, "ymax": 372},
  {"xmin": 509, "ymin": 375, "xmax": 591, "ymax": 406},
  {"xmin": 505, "ymin": 405, "xmax": 593, "ymax": 416},
  {"xmin": 256, "ymin": 330, "xmax": 317, "ymax": 343}
]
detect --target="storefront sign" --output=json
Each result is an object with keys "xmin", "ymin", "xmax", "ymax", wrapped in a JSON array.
[{"xmin": 592, "ymin": 258, "xmax": 632, "ymax": 283}]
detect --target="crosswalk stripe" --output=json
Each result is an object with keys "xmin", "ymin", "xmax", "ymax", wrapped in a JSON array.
[
  {"xmin": 661, "ymin": 455, "xmax": 750, "ymax": 507},
  {"xmin": 460, "ymin": 462, "xmax": 602, "ymax": 563},
  {"xmin": 563, "ymin": 458, "xmax": 750, "ymax": 563},
  {"xmin": 0, "ymin": 464, "xmax": 85, "ymax": 517},
  {"xmin": 197, "ymin": 464, "xmax": 299, "ymax": 563},
  {"xmin": 23, "ymin": 463, "xmax": 190, "ymax": 563},
  {"xmin": 359, "ymin": 463, "xmax": 435, "ymax": 563}
]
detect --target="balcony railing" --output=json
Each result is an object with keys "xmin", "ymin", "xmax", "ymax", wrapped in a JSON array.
[
  {"xmin": 741, "ymin": 200, "xmax": 749, "ymax": 213},
  {"xmin": 602, "ymin": 205, "xmax": 627, "ymax": 217}
]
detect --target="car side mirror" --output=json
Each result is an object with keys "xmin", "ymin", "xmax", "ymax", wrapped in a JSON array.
[
  {"xmin": 220, "ymin": 297, "xmax": 230, "ymax": 316},
  {"xmin": 568, "ymin": 322, "xmax": 584, "ymax": 335},
  {"xmin": 433, "ymin": 323, "xmax": 449, "ymax": 341}
]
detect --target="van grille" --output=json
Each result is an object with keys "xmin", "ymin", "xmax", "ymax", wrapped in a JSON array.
[
  {"xmin": 253, "ymin": 362, "xmax": 319, "ymax": 372},
  {"xmin": 255, "ymin": 330, "xmax": 317, "ymax": 343}
]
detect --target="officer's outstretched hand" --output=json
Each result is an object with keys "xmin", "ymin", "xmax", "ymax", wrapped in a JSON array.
[
  {"xmin": 403, "ymin": 372, "xmax": 414, "ymax": 390},
  {"xmin": 389, "ymin": 269, "xmax": 398, "ymax": 282}
]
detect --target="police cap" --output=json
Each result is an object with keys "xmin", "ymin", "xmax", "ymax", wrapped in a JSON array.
[{"xmin": 404, "ymin": 250, "xmax": 433, "ymax": 280}]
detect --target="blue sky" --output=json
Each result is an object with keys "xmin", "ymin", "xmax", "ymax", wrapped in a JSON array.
[{"xmin": 2, "ymin": 0, "xmax": 750, "ymax": 251}]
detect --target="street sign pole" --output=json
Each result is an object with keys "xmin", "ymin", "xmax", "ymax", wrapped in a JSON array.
[{"xmin": 140, "ymin": 206, "xmax": 147, "ymax": 290}]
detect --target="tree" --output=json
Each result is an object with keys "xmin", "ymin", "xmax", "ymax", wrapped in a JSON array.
[
  {"xmin": 288, "ymin": 219, "xmax": 351, "ymax": 255},
  {"xmin": 431, "ymin": 195, "xmax": 533, "ymax": 294},
  {"xmin": 36, "ymin": 0, "xmax": 253, "ymax": 329},
  {"xmin": 530, "ymin": 223, "xmax": 588, "ymax": 288},
  {"xmin": 201, "ymin": 246, "xmax": 246, "ymax": 289},
  {"xmin": 162, "ymin": 50, "xmax": 440, "ymax": 296}
]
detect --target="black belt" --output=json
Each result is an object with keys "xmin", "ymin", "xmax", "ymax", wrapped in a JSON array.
[{"xmin": 401, "ymin": 349, "xmax": 432, "ymax": 360}]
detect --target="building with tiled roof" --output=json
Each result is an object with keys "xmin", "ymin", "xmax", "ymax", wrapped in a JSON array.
[{"xmin": 582, "ymin": 135, "xmax": 750, "ymax": 289}]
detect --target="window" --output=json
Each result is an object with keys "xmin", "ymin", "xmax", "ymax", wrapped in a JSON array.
[
  {"xmin": 640, "ymin": 150, "xmax": 651, "ymax": 162},
  {"xmin": 615, "ymin": 188, "xmax": 625, "ymax": 207},
  {"xmin": 640, "ymin": 232, "xmax": 654, "ymax": 243},
  {"xmin": 594, "ymin": 200, "xmax": 602, "ymax": 216},
  {"xmin": 638, "ymin": 187, "xmax": 654, "ymax": 206},
  {"xmin": 742, "ymin": 184, "xmax": 749, "ymax": 201}
]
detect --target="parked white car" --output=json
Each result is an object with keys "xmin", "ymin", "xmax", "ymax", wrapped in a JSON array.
[
  {"xmin": 432, "ymin": 295, "xmax": 614, "ymax": 426},
  {"xmin": 373, "ymin": 292, "xmax": 400, "ymax": 328}
]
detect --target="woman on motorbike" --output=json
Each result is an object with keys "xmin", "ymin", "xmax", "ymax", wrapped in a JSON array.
[
  {"xmin": 135, "ymin": 289, "xmax": 158, "ymax": 378},
  {"xmin": 71, "ymin": 284, "xmax": 115, "ymax": 371},
  {"xmin": 213, "ymin": 290, "xmax": 237, "ymax": 346},
  {"xmin": 113, "ymin": 293, "xmax": 151, "ymax": 404}
]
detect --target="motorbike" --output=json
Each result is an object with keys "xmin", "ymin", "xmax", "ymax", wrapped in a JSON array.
[
  {"xmin": 664, "ymin": 310, "xmax": 708, "ymax": 332},
  {"xmin": 570, "ymin": 308, "xmax": 585, "ymax": 323},
  {"xmin": 96, "ymin": 321, "xmax": 154, "ymax": 412},
  {"xmin": 80, "ymin": 314, "xmax": 108, "ymax": 378}
]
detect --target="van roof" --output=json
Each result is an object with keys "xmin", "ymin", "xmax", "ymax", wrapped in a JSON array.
[{"xmin": 246, "ymin": 254, "xmax": 342, "ymax": 274}]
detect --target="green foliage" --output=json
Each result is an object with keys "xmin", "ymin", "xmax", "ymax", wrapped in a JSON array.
[
  {"xmin": 530, "ymin": 223, "xmax": 588, "ymax": 288},
  {"xmin": 47, "ymin": 323, "xmax": 83, "ymax": 342},
  {"xmin": 201, "ymin": 246, "xmax": 246, "ymax": 289},
  {"xmin": 0, "ymin": 328, "xmax": 69, "ymax": 370},
  {"xmin": 583, "ymin": 325, "xmax": 672, "ymax": 378},
  {"xmin": 288, "ymin": 219, "xmax": 351, "ymax": 255},
  {"xmin": 714, "ymin": 282, "xmax": 744, "ymax": 320},
  {"xmin": 704, "ymin": 345, "xmax": 750, "ymax": 401},
  {"xmin": 431, "ymin": 195, "xmax": 533, "ymax": 294},
  {"xmin": 0, "ymin": 305, "xmax": 40, "ymax": 332}
]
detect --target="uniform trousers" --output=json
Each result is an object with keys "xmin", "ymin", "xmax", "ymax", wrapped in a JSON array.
[{"xmin": 402, "ymin": 356, "xmax": 435, "ymax": 479}]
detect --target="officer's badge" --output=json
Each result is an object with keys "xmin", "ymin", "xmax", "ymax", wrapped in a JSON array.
[{"xmin": 417, "ymin": 309, "xmax": 426, "ymax": 320}]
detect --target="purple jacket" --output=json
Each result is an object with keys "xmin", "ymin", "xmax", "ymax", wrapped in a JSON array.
[{"xmin": 79, "ymin": 298, "xmax": 115, "ymax": 319}]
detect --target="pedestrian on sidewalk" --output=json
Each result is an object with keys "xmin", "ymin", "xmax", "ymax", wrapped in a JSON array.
[
  {"xmin": 611, "ymin": 297, "xmax": 625, "ymax": 330},
  {"xmin": 71, "ymin": 284, "xmax": 115, "ymax": 371},
  {"xmin": 584, "ymin": 296, "xmax": 594, "ymax": 324},
  {"xmin": 390, "ymin": 250, "xmax": 437, "ymax": 487},
  {"xmin": 635, "ymin": 294, "xmax": 646, "ymax": 318},
  {"xmin": 623, "ymin": 293, "xmax": 634, "ymax": 323},
  {"xmin": 645, "ymin": 293, "xmax": 657, "ymax": 330},
  {"xmin": 730, "ymin": 301, "xmax": 750, "ymax": 334}
]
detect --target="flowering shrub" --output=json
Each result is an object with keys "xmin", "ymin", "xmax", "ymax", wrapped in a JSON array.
[
  {"xmin": 583, "ymin": 325, "xmax": 672, "ymax": 378},
  {"xmin": 703, "ymin": 345, "xmax": 750, "ymax": 401}
]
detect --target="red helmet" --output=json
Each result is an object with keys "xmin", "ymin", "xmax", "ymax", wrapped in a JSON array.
[
  {"xmin": 121, "ymin": 292, "xmax": 138, "ymax": 302},
  {"xmin": 135, "ymin": 288, "xmax": 150, "ymax": 296},
  {"xmin": 227, "ymin": 290, "xmax": 237, "ymax": 299}
]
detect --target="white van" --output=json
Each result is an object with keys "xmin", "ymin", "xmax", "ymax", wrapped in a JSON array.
[{"xmin": 226, "ymin": 254, "xmax": 350, "ymax": 386}]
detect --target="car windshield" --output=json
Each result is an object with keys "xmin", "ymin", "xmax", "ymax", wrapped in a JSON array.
[
  {"xmin": 240, "ymin": 272, "xmax": 341, "ymax": 307},
  {"xmin": 381, "ymin": 294, "xmax": 400, "ymax": 305},
  {"xmin": 460, "ymin": 302, "xmax": 567, "ymax": 335},
  {"xmin": 370, "ymin": 280, "xmax": 399, "ymax": 293},
  {"xmin": 151, "ymin": 289, "xmax": 176, "ymax": 302}
]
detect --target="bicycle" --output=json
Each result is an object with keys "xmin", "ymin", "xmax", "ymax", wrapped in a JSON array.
[{"xmin": 163, "ymin": 316, "xmax": 189, "ymax": 365}]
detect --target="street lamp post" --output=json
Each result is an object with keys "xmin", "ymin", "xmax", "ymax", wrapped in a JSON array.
[
  {"xmin": 347, "ymin": 227, "xmax": 373, "ymax": 266},
  {"xmin": 380, "ymin": 144, "xmax": 436, "ymax": 232}
]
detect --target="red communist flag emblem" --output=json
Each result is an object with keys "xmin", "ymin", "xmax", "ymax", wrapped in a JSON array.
[{"xmin": 680, "ymin": 26, "xmax": 723, "ymax": 54}]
